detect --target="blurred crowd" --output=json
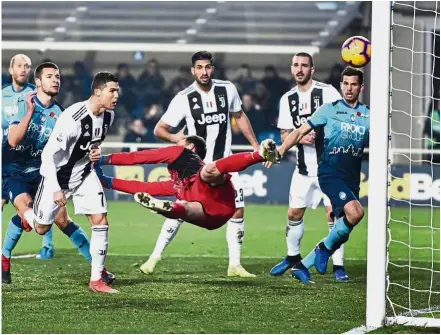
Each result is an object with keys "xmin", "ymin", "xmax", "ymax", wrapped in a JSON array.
[{"xmin": 2, "ymin": 59, "xmax": 346, "ymax": 146}]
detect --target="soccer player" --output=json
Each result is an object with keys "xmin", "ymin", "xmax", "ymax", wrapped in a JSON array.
[
  {"xmin": 270, "ymin": 52, "xmax": 349, "ymax": 281},
  {"xmin": 21, "ymin": 72, "xmax": 119, "ymax": 293},
  {"xmin": 94, "ymin": 137, "xmax": 277, "ymax": 230},
  {"xmin": 275, "ymin": 67, "xmax": 369, "ymax": 283},
  {"xmin": 1, "ymin": 54, "xmax": 54, "ymax": 260},
  {"xmin": 1, "ymin": 63, "xmax": 114, "ymax": 285},
  {"xmin": 144, "ymin": 51, "xmax": 260, "ymax": 277}
]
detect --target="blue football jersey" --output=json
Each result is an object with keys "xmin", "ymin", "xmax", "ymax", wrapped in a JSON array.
[
  {"xmin": 307, "ymin": 99, "xmax": 370, "ymax": 186},
  {"xmin": 3, "ymin": 95, "xmax": 64, "ymax": 176},
  {"xmin": 2, "ymin": 83, "xmax": 36, "ymax": 168}
]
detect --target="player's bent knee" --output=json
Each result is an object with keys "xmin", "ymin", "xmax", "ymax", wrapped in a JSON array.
[
  {"xmin": 288, "ymin": 207, "xmax": 305, "ymax": 221},
  {"xmin": 13, "ymin": 193, "xmax": 33, "ymax": 213},
  {"xmin": 88, "ymin": 213, "xmax": 108, "ymax": 226},
  {"xmin": 54, "ymin": 207, "xmax": 69, "ymax": 229},
  {"xmin": 346, "ymin": 205, "xmax": 364, "ymax": 225},
  {"xmin": 34, "ymin": 223, "xmax": 51, "ymax": 235}
]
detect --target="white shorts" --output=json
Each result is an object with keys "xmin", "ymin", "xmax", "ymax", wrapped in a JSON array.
[
  {"xmin": 34, "ymin": 171, "xmax": 107, "ymax": 225},
  {"xmin": 289, "ymin": 170, "xmax": 331, "ymax": 209},
  {"xmin": 230, "ymin": 172, "xmax": 244, "ymax": 209}
]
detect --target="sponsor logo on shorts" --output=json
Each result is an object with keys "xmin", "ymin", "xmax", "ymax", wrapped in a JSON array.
[
  {"xmin": 339, "ymin": 192, "xmax": 347, "ymax": 200},
  {"xmin": 39, "ymin": 210, "xmax": 43, "ymax": 219}
]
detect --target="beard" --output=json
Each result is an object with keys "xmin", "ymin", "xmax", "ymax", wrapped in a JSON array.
[
  {"xmin": 196, "ymin": 76, "xmax": 211, "ymax": 87},
  {"xmin": 42, "ymin": 88, "xmax": 59, "ymax": 97},
  {"xmin": 295, "ymin": 72, "xmax": 311, "ymax": 86},
  {"xmin": 13, "ymin": 75, "xmax": 27, "ymax": 86}
]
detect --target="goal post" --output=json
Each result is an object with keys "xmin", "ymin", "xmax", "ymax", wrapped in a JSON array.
[
  {"xmin": 366, "ymin": 0, "xmax": 391, "ymax": 329},
  {"xmin": 367, "ymin": 1, "xmax": 440, "ymax": 330}
]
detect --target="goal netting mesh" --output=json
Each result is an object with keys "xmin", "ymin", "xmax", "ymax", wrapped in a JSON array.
[{"xmin": 387, "ymin": 0, "xmax": 440, "ymax": 326}]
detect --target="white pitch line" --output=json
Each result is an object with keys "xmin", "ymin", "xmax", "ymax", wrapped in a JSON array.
[
  {"xmin": 11, "ymin": 253, "xmax": 440, "ymax": 263},
  {"xmin": 344, "ymin": 306, "xmax": 440, "ymax": 334}
]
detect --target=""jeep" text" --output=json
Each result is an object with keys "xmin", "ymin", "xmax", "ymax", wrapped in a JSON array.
[{"xmin": 197, "ymin": 113, "xmax": 227, "ymax": 125}]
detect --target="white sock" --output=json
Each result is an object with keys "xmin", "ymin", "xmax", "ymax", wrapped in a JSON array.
[
  {"xmin": 151, "ymin": 219, "xmax": 184, "ymax": 258},
  {"xmin": 286, "ymin": 219, "xmax": 304, "ymax": 256},
  {"xmin": 226, "ymin": 218, "xmax": 244, "ymax": 267},
  {"xmin": 23, "ymin": 209, "xmax": 36, "ymax": 230},
  {"xmin": 329, "ymin": 222, "xmax": 344, "ymax": 266},
  {"xmin": 90, "ymin": 225, "xmax": 109, "ymax": 281}
]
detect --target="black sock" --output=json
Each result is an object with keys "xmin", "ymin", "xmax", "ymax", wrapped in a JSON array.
[
  {"xmin": 287, "ymin": 254, "xmax": 302, "ymax": 264},
  {"xmin": 318, "ymin": 242, "xmax": 331, "ymax": 251},
  {"xmin": 294, "ymin": 261, "xmax": 306, "ymax": 270},
  {"xmin": 333, "ymin": 265, "xmax": 345, "ymax": 272}
]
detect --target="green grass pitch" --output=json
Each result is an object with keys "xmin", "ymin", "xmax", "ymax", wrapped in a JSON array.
[{"xmin": 2, "ymin": 202, "xmax": 439, "ymax": 334}]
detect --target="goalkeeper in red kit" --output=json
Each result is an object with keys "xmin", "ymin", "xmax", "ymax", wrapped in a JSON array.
[{"xmin": 94, "ymin": 136, "xmax": 279, "ymax": 230}]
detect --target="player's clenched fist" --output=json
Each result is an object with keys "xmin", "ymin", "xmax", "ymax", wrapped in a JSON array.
[
  {"xmin": 89, "ymin": 147, "xmax": 101, "ymax": 162},
  {"xmin": 26, "ymin": 92, "xmax": 37, "ymax": 113},
  {"xmin": 54, "ymin": 190, "xmax": 67, "ymax": 207}
]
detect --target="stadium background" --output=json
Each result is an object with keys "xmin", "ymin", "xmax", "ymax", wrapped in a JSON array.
[{"xmin": 2, "ymin": 1, "xmax": 440, "ymax": 334}]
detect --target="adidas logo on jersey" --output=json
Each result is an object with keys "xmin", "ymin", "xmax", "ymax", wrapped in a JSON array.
[{"xmin": 197, "ymin": 112, "xmax": 227, "ymax": 125}]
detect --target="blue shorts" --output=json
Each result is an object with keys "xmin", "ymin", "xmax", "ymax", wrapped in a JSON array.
[
  {"xmin": 7, "ymin": 171, "xmax": 41, "ymax": 204},
  {"xmin": 2, "ymin": 177, "xmax": 9, "ymax": 203},
  {"xmin": 318, "ymin": 176, "xmax": 359, "ymax": 219}
]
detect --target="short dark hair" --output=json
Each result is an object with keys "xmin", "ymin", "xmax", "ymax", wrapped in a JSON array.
[
  {"xmin": 191, "ymin": 51, "xmax": 213, "ymax": 66},
  {"xmin": 34, "ymin": 62, "xmax": 59, "ymax": 79},
  {"xmin": 341, "ymin": 66, "xmax": 364, "ymax": 85},
  {"xmin": 294, "ymin": 52, "xmax": 314, "ymax": 67},
  {"xmin": 185, "ymin": 135, "xmax": 207, "ymax": 160},
  {"xmin": 91, "ymin": 72, "xmax": 118, "ymax": 91}
]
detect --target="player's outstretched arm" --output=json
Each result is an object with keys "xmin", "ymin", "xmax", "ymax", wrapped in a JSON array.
[
  {"xmin": 154, "ymin": 120, "xmax": 186, "ymax": 143},
  {"xmin": 100, "ymin": 146, "xmax": 186, "ymax": 166},
  {"xmin": 232, "ymin": 111, "xmax": 260, "ymax": 151},
  {"xmin": 278, "ymin": 122, "xmax": 313, "ymax": 157}
]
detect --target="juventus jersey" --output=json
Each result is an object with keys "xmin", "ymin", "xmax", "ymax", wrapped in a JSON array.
[
  {"xmin": 40, "ymin": 100, "xmax": 114, "ymax": 191},
  {"xmin": 278, "ymin": 80, "xmax": 342, "ymax": 176},
  {"xmin": 161, "ymin": 79, "xmax": 242, "ymax": 163}
]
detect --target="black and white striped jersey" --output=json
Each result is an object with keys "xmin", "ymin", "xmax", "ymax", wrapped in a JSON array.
[
  {"xmin": 40, "ymin": 100, "xmax": 114, "ymax": 191},
  {"xmin": 278, "ymin": 80, "xmax": 342, "ymax": 177},
  {"xmin": 161, "ymin": 79, "xmax": 242, "ymax": 163}
]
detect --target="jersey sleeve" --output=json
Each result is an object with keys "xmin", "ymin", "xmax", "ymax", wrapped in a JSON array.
[
  {"xmin": 110, "ymin": 146, "xmax": 185, "ymax": 166},
  {"xmin": 277, "ymin": 94, "xmax": 294, "ymax": 129},
  {"xmin": 161, "ymin": 95, "xmax": 186, "ymax": 127},
  {"xmin": 7, "ymin": 100, "xmax": 28, "ymax": 126},
  {"xmin": 228, "ymin": 83, "xmax": 242, "ymax": 113},
  {"xmin": 308, "ymin": 103, "xmax": 331, "ymax": 128},
  {"xmin": 112, "ymin": 179, "xmax": 177, "ymax": 196},
  {"xmin": 324, "ymin": 86, "xmax": 342, "ymax": 103},
  {"xmin": 48, "ymin": 113, "xmax": 78, "ymax": 151}
]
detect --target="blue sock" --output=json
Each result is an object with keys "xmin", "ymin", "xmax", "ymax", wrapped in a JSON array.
[
  {"xmin": 2, "ymin": 215, "xmax": 23, "ymax": 258},
  {"xmin": 301, "ymin": 247, "xmax": 317, "ymax": 269},
  {"xmin": 62, "ymin": 222, "xmax": 92, "ymax": 263},
  {"xmin": 42, "ymin": 225, "xmax": 54, "ymax": 249},
  {"xmin": 323, "ymin": 216, "xmax": 353, "ymax": 251}
]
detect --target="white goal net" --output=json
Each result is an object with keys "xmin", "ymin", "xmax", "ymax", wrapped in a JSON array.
[{"xmin": 387, "ymin": 0, "xmax": 440, "ymax": 328}]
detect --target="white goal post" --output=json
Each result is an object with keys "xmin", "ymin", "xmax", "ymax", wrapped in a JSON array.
[{"xmin": 367, "ymin": 1, "xmax": 440, "ymax": 331}]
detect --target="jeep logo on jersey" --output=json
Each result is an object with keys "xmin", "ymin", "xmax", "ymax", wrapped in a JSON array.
[
  {"xmin": 197, "ymin": 112, "xmax": 227, "ymax": 125},
  {"xmin": 293, "ymin": 114, "xmax": 311, "ymax": 127}
]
